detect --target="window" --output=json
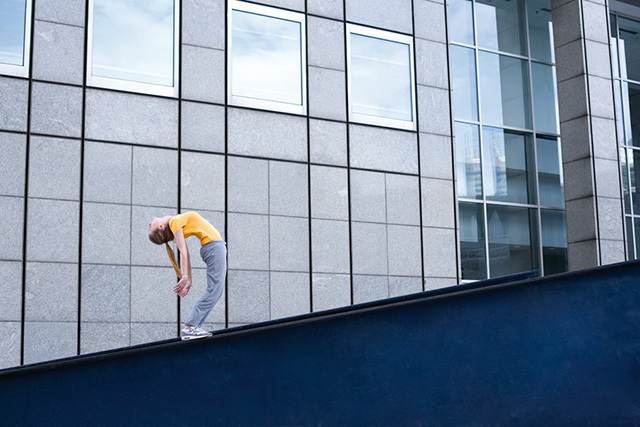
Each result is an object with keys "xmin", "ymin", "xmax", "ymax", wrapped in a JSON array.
[
  {"xmin": 87, "ymin": 0, "xmax": 179, "ymax": 97},
  {"xmin": 0, "ymin": 0, "xmax": 32, "ymax": 78},
  {"xmin": 228, "ymin": 1, "xmax": 306, "ymax": 114},
  {"xmin": 347, "ymin": 24, "xmax": 416, "ymax": 131}
]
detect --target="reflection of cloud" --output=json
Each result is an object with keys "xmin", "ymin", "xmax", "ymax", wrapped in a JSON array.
[
  {"xmin": 92, "ymin": 0, "xmax": 174, "ymax": 86},
  {"xmin": 0, "ymin": 0, "xmax": 27, "ymax": 66}
]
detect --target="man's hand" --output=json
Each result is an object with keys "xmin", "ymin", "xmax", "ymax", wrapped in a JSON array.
[{"xmin": 173, "ymin": 276, "xmax": 192, "ymax": 297}]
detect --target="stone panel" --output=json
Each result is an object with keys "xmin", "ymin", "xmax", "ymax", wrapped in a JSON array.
[
  {"xmin": 228, "ymin": 156, "xmax": 269, "ymax": 214},
  {"xmin": 307, "ymin": 0, "xmax": 343, "ymax": 20},
  {"xmin": 30, "ymin": 82, "xmax": 83, "ymax": 138},
  {"xmin": 309, "ymin": 67, "xmax": 346, "ymax": 121},
  {"xmin": 227, "ymin": 270, "xmax": 270, "ymax": 324},
  {"xmin": 182, "ymin": 0, "xmax": 225, "ymax": 49},
  {"xmin": 311, "ymin": 165, "xmax": 349, "ymax": 221},
  {"xmin": 309, "ymin": 119, "xmax": 347, "ymax": 166},
  {"xmin": 419, "ymin": 133, "xmax": 453, "ymax": 180},
  {"xmin": 386, "ymin": 174, "xmax": 421, "ymax": 226},
  {"xmin": 413, "ymin": 0, "xmax": 446, "ymax": 43},
  {"xmin": 351, "ymin": 222, "xmax": 388, "ymax": 275},
  {"xmin": 350, "ymin": 169, "xmax": 386, "ymax": 223},
  {"xmin": 28, "ymin": 136, "xmax": 80, "ymax": 200},
  {"xmin": 349, "ymin": 125, "xmax": 419, "ymax": 174},
  {"xmin": 417, "ymin": 85, "xmax": 451, "ymax": 136},
  {"xmin": 312, "ymin": 273, "xmax": 350, "ymax": 311},
  {"xmin": 0, "ymin": 322, "xmax": 21, "ymax": 369},
  {"xmin": 270, "ymin": 272, "xmax": 310, "ymax": 319},
  {"xmin": 387, "ymin": 225, "xmax": 422, "ymax": 276},
  {"xmin": 0, "ymin": 132, "xmax": 26, "ymax": 197},
  {"xmin": 270, "ymin": 216, "xmax": 309, "ymax": 272},
  {"xmin": 80, "ymin": 322, "xmax": 130, "ymax": 354},
  {"xmin": 415, "ymin": 39, "xmax": 448, "ymax": 89},
  {"xmin": 181, "ymin": 45, "xmax": 225, "ymax": 103},
  {"xmin": 389, "ymin": 276, "xmax": 422, "ymax": 298},
  {"xmin": 32, "ymin": 20, "xmax": 84, "ymax": 85},
  {"xmin": 565, "ymin": 197, "xmax": 597, "ymax": 243},
  {"xmin": 130, "ymin": 205, "xmax": 178, "ymax": 267},
  {"xmin": 227, "ymin": 213, "xmax": 269, "ymax": 270},
  {"xmin": 0, "ymin": 77, "xmax": 28, "ymax": 132},
  {"xmin": 421, "ymin": 177, "xmax": 456, "ymax": 229},
  {"xmin": 82, "ymin": 202, "xmax": 131, "ymax": 265},
  {"xmin": 181, "ymin": 151, "xmax": 225, "ymax": 212},
  {"xmin": 130, "ymin": 323, "xmax": 175, "ymax": 345},
  {"xmin": 0, "ymin": 196, "xmax": 24, "ymax": 260},
  {"xmin": 345, "ymin": 0, "xmax": 413, "ymax": 34},
  {"xmin": 24, "ymin": 262, "xmax": 78, "ymax": 322},
  {"xmin": 551, "ymin": 0, "xmax": 583, "ymax": 48},
  {"xmin": 270, "ymin": 161, "xmax": 308, "ymax": 218},
  {"xmin": 130, "ymin": 266, "xmax": 178, "ymax": 322},
  {"xmin": 0, "ymin": 261, "xmax": 22, "ymax": 321},
  {"xmin": 83, "ymin": 141, "xmax": 132, "ymax": 204},
  {"xmin": 181, "ymin": 101, "xmax": 225, "ymax": 153},
  {"xmin": 35, "ymin": 0, "xmax": 86, "ymax": 26},
  {"xmin": 422, "ymin": 227, "xmax": 457, "ymax": 278},
  {"xmin": 312, "ymin": 219, "xmax": 350, "ymax": 274},
  {"xmin": 132, "ymin": 146, "xmax": 178, "ymax": 207},
  {"xmin": 307, "ymin": 17, "xmax": 345, "ymax": 70},
  {"xmin": 23, "ymin": 321, "xmax": 77, "ymax": 364},
  {"xmin": 27, "ymin": 198, "xmax": 79, "ymax": 263},
  {"xmin": 353, "ymin": 274, "xmax": 388, "ymax": 304},
  {"xmin": 81, "ymin": 264, "xmax": 130, "ymax": 322}
]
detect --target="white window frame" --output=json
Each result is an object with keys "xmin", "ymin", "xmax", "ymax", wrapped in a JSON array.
[
  {"xmin": 346, "ymin": 24, "xmax": 417, "ymax": 131},
  {"xmin": 86, "ymin": 0, "xmax": 180, "ymax": 97},
  {"xmin": 0, "ymin": 0, "xmax": 33, "ymax": 78},
  {"xmin": 228, "ymin": 0, "xmax": 307, "ymax": 115}
]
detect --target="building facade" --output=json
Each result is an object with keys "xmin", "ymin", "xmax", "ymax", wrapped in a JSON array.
[{"xmin": 0, "ymin": 0, "xmax": 636, "ymax": 368}]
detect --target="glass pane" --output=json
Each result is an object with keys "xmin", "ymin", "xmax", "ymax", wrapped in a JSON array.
[
  {"xmin": 621, "ymin": 147, "xmax": 631, "ymax": 214},
  {"xmin": 0, "ymin": 0, "xmax": 27, "ymax": 66},
  {"xmin": 232, "ymin": 9, "xmax": 303, "ymax": 105},
  {"xmin": 625, "ymin": 82, "xmax": 640, "ymax": 147},
  {"xmin": 449, "ymin": 0, "xmax": 474, "ymax": 45},
  {"xmin": 487, "ymin": 205, "xmax": 539, "ymax": 277},
  {"xmin": 537, "ymin": 136, "xmax": 564, "ymax": 208},
  {"xmin": 451, "ymin": 46, "xmax": 478, "ymax": 121},
  {"xmin": 632, "ymin": 149, "xmax": 640, "ymax": 215},
  {"xmin": 532, "ymin": 63, "xmax": 559, "ymax": 134},
  {"xmin": 527, "ymin": 0, "xmax": 554, "ymax": 63},
  {"xmin": 482, "ymin": 127, "xmax": 535, "ymax": 204},
  {"xmin": 92, "ymin": 0, "xmax": 175, "ymax": 86},
  {"xmin": 455, "ymin": 122, "xmax": 483, "ymax": 199},
  {"xmin": 541, "ymin": 209, "xmax": 567, "ymax": 275},
  {"xmin": 614, "ymin": 80, "xmax": 626, "ymax": 146},
  {"xmin": 618, "ymin": 17, "xmax": 640, "ymax": 83},
  {"xmin": 479, "ymin": 52, "xmax": 532, "ymax": 129},
  {"xmin": 459, "ymin": 202, "xmax": 487, "ymax": 280},
  {"xmin": 476, "ymin": 0, "xmax": 527, "ymax": 56},
  {"xmin": 626, "ymin": 216, "xmax": 635, "ymax": 259},
  {"xmin": 350, "ymin": 33, "xmax": 412, "ymax": 122}
]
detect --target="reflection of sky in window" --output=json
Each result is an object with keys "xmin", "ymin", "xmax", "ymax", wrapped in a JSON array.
[
  {"xmin": 92, "ymin": 0, "xmax": 174, "ymax": 86},
  {"xmin": 475, "ymin": 0, "xmax": 526, "ymax": 56},
  {"xmin": 232, "ymin": 10, "xmax": 302, "ymax": 105},
  {"xmin": 455, "ymin": 122, "xmax": 482, "ymax": 199},
  {"xmin": 350, "ymin": 34, "xmax": 412, "ymax": 122},
  {"xmin": 0, "ymin": 0, "xmax": 27, "ymax": 66},
  {"xmin": 482, "ymin": 128, "xmax": 529, "ymax": 204}
]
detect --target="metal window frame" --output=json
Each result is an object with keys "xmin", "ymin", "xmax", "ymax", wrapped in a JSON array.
[
  {"xmin": 0, "ymin": 0, "xmax": 32, "ymax": 78},
  {"xmin": 227, "ymin": 0, "xmax": 307, "ymax": 115},
  {"xmin": 86, "ymin": 0, "xmax": 180, "ymax": 98},
  {"xmin": 346, "ymin": 23, "xmax": 417, "ymax": 131}
]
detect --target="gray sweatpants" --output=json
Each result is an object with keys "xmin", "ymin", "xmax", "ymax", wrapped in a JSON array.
[{"xmin": 186, "ymin": 240, "xmax": 227, "ymax": 328}]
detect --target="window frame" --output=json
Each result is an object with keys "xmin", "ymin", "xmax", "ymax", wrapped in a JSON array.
[
  {"xmin": 0, "ymin": 0, "xmax": 33, "ymax": 78},
  {"xmin": 346, "ymin": 23, "xmax": 417, "ymax": 131},
  {"xmin": 86, "ymin": 0, "xmax": 180, "ymax": 97},
  {"xmin": 227, "ymin": 0, "xmax": 307, "ymax": 115}
]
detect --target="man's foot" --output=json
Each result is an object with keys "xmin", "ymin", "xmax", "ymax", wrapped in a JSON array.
[{"xmin": 180, "ymin": 326, "xmax": 212, "ymax": 340}]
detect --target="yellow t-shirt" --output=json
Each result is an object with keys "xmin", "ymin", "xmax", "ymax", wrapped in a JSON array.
[{"xmin": 169, "ymin": 212, "xmax": 222, "ymax": 245}]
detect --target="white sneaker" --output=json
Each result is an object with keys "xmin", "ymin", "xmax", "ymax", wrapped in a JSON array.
[{"xmin": 180, "ymin": 326, "xmax": 212, "ymax": 340}]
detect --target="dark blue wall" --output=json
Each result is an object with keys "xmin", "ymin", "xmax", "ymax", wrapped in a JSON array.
[{"xmin": 1, "ymin": 265, "xmax": 639, "ymax": 425}]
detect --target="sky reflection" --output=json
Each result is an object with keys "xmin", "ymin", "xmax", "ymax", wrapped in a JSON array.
[{"xmin": 0, "ymin": 0, "xmax": 27, "ymax": 66}]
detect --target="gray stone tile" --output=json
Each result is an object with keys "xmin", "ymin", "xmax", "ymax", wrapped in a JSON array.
[
  {"xmin": 557, "ymin": 75, "xmax": 588, "ymax": 123},
  {"xmin": 422, "ymin": 227, "xmax": 457, "ymax": 278},
  {"xmin": 182, "ymin": 0, "xmax": 225, "ymax": 49},
  {"xmin": 418, "ymin": 85, "xmax": 451, "ymax": 136},
  {"xmin": 312, "ymin": 219, "xmax": 351, "ymax": 274},
  {"xmin": 594, "ymin": 159, "xmax": 622, "ymax": 200},
  {"xmin": 85, "ymin": 89, "xmax": 178, "ymax": 148},
  {"xmin": 387, "ymin": 225, "xmax": 422, "ymax": 276},
  {"xmin": 311, "ymin": 166, "xmax": 349, "ymax": 221},
  {"xmin": 82, "ymin": 203, "xmax": 131, "ymax": 264},
  {"xmin": 555, "ymin": 39, "xmax": 585, "ymax": 84},
  {"xmin": 587, "ymin": 75, "xmax": 615, "ymax": 120},
  {"xmin": 349, "ymin": 125, "xmax": 419, "ymax": 174},
  {"xmin": 83, "ymin": 141, "xmax": 132, "ymax": 204},
  {"xmin": 180, "ymin": 267, "xmax": 226, "ymax": 325},
  {"xmin": 24, "ymin": 321, "xmax": 77, "ymax": 364},
  {"xmin": 345, "ymin": 0, "xmax": 413, "ymax": 34},
  {"xmin": 0, "ymin": 77, "xmax": 28, "ymax": 132},
  {"xmin": 270, "ymin": 216, "xmax": 309, "ymax": 272},
  {"xmin": 181, "ymin": 151, "xmax": 225, "ymax": 212},
  {"xmin": 567, "ymin": 239, "xmax": 598, "ymax": 271},
  {"xmin": 309, "ymin": 119, "xmax": 347, "ymax": 166},
  {"xmin": 270, "ymin": 161, "xmax": 308, "ymax": 217},
  {"xmin": 80, "ymin": 323, "xmax": 130, "ymax": 354},
  {"xmin": 130, "ymin": 205, "xmax": 178, "ymax": 267},
  {"xmin": 415, "ymin": 39, "xmax": 448, "ymax": 89},
  {"xmin": 228, "ymin": 108, "xmax": 307, "ymax": 162},
  {"xmin": 270, "ymin": 272, "xmax": 310, "ymax": 319},
  {"xmin": 551, "ymin": 0, "xmax": 582, "ymax": 48},
  {"xmin": 559, "ymin": 115, "xmax": 591, "ymax": 163},
  {"xmin": 563, "ymin": 158, "xmax": 594, "ymax": 201},
  {"xmin": 35, "ymin": 0, "xmax": 86, "ymax": 26},
  {"xmin": 353, "ymin": 274, "xmax": 388, "ymax": 304},
  {"xmin": 599, "ymin": 238, "xmax": 626, "ymax": 266},
  {"xmin": 227, "ymin": 213, "xmax": 269, "ymax": 270},
  {"xmin": 29, "ymin": 136, "xmax": 80, "ymax": 200},
  {"xmin": 596, "ymin": 196, "xmax": 624, "ymax": 243},
  {"xmin": 27, "ymin": 198, "xmax": 78, "ymax": 263},
  {"xmin": 585, "ymin": 40, "xmax": 611, "ymax": 80},
  {"xmin": 389, "ymin": 276, "xmax": 422, "ymax": 298},
  {"xmin": 81, "ymin": 264, "xmax": 130, "ymax": 322},
  {"xmin": 421, "ymin": 177, "xmax": 455, "ymax": 228},
  {"xmin": 424, "ymin": 277, "xmax": 457, "ymax": 291},
  {"xmin": 565, "ymin": 197, "xmax": 597, "ymax": 243},
  {"xmin": 307, "ymin": 17, "xmax": 345, "ymax": 70},
  {"xmin": 0, "ymin": 261, "xmax": 22, "ymax": 321},
  {"xmin": 131, "ymin": 266, "xmax": 178, "ymax": 322},
  {"xmin": 413, "ymin": 0, "xmax": 446, "ymax": 43},
  {"xmin": 227, "ymin": 270, "xmax": 270, "ymax": 324},
  {"xmin": 350, "ymin": 169, "xmax": 386, "ymax": 223},
  {"xmin": 419, "ymin": 133, "xmax": 453, "ymax": 180},
  {"xmin": 309, "ymin": 67, "xmax": 347, "ymax": 121},
  {"xmin": 582, "ymin": 1, "xmax": 608, "ymax": 44},
  {"xmin": 308, "ymin": 0, "xmax": 343, "ymax": 19},
  {"xmin": 181, "ymin": 101, "xmax": 225, "ymax": 153},
  {"xmin": 591, "ymin": 117, "xmax": 618, "ymax": 161},
  {"xmin": 227, "ymin": 156, "xmax": 269, "ymax": 214},
  {"xmin": 24, "ymin": 262, "xmax": 78, "ymax": 322},
  {"xmin": 0, "ymin": 322, "xmax": 21, "ymax": 369},
  {"xmin": 130, "ymin": 323, "xmax": 176, "ymax": 345},
  {"xmin": 132, "ymin": 146, "xmax": 178, "ymax": 207},
  {"xmin": 0, "ymin": 132, "xmax": 26, "ymax": 196},
  {"xmin": 251, "ymin": 0, "xmax": 305, "ymax": 11},
  {"xmin": 30, "ymin": 82, "xmax": 82, "ymax": 138},
  {"xmin": 351, "ymin": 222, "xmax": 388, "ymax": 275},
  {"xmin": 182, "ymin": 45, "xmax": 225, "ymax": 103},
  {"xmin": 312, "ymin": 273, "xmax": 350, "ymax": 311},
  {"xmin": 386, "ymin": 174, "xmax": 421, "ymax": 226},
  {"xmin": 32, "ymin": 20, "xmax": 84, "ymax": 85},
  {"xmin": 0, "ymin": 196, "xmax": 24, "ymax": 260}
]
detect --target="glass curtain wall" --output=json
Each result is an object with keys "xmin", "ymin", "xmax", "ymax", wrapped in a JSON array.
[
  {"xmin": 611, "ymin": 14, "xmax": 640, "ymax": 260},
  {"xmin": 450, "ymin": 0, "xmax": 567, "ymax": 280}
]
